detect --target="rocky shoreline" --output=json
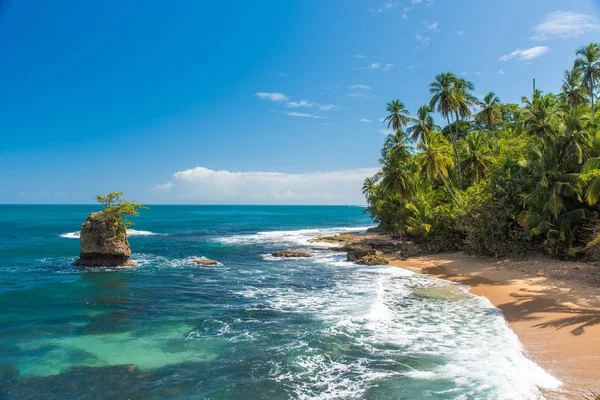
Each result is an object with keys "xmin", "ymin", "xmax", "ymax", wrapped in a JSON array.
[
  {"xmin": 311, "ymin": 230, "xmax": 600, "ymax": 286},
  {"xmin": 309, "ymin": 231, "xmax": 421, "ymax": 265}
]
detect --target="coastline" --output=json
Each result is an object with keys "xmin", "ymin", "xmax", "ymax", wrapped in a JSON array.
[{"xmin": 314, "ymin": 233, "xmax": 600, "ymax": 399}]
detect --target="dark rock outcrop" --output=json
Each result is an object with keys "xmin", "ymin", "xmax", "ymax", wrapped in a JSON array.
[
  {"xmin": 191, "ymin": 258, "xmax": 219, "ymax": 266},
  {"xmin": 343, "ymin": 244, "xmax": 376, "ymax": 261},
  {"xmin": 356, "ymin": 254, "xmax": 389, "ymax": 265},
  {"xmin": 366, "ymin": 225, "xmax": 384, "ymax": 234},
  {"xmin": 271, "ymin": 250, "xmax": 312, "ymax": 258},
  {"xmin": 309, "ymin": 235, "xmax": 348, "ymax": 244},
  {"xmin": 73, "ymin": 212, "xmax": 135, "ymax": 267}
]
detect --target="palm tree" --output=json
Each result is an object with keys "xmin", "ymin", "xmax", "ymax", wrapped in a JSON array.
[
  {"xmin": 406, "ymin": 105, "xmax": 439, "ymax": 143},
  {"xmin": 383, "ymin": 100, "xmax": 411, "ymax": 132},
  {"xmin": 556, "ymin": 105, "xmax": 592, "ymax": 165},
  {"xmin": 379, "ymin": 131, "xmax": 415, "ymax": 197},
  {"xmin": 559, "ymin": 68, "xmax": 587, "ymax": 109},
  {"xmin": 574, "ymin": 42, "xmax": 600, "ymax": 118},
  {"xmin": 521, "ymin": 148, "xmax": 584, "ymax": 253},
  {"xmin": 476, "ymin": 92, "xmax": 502, "ymax": 134},
  {"xmin": 362, "ymin": 174, "xmax": 381, "ymax": 197},
  {"xmin": 452, "ymin": 77, "xmax": 476, "ymax": 188},
  {"xmin": 380, "ymin": 157, "xmax": 412, "ymax": 196},
  {"xmin": 521, "ymin": 92, "xmax": 562, "ymax": 143},
  {"xmin": 405, "ymin": 194, "xmax": 435, "ymax": 239},
  {"xmin": 582, "ymin": 157, "xmax": 600, "ymax": 205},
  {"xmin": 380, "ymin": 129, "xmax": 413, "ymax": 164},
  {"xmin": 416, "ymin": 131, "xmax": 458, "ymax": 203},
  {"xmin": 461, "ymin": 131, "xmax": 495, "ymax": 182},
  {"xmin": 429, "ymin": 72, "xmax": 463, "ymax": 187},
  {"xmin": 455, "ymin": 78, "xmax": 477, "ymax": 108},
  {"xmin": 454, "ymin": 78, "xmax": 477, "ymax": 127}
]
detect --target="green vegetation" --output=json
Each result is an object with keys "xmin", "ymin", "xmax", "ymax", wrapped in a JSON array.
[
  {"xmin": 363, "ymin": 42, "xmax": 600, "ymax": 259},
  {"xmin": 96, "ymin": 192, "xmax": 147, "ymax": 236}
]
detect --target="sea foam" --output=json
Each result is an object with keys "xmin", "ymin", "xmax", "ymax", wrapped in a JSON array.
[
  {"xmin": 59, "ymin": 229, "xmax": 157, "ymax": 238},
  {"xmin": 214, "ymin": 226, "xmax": 374, "ymax": 247}
]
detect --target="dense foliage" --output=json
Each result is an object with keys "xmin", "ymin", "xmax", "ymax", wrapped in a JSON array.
[
  {"xmin": 364, "ymin": 43, "xmax": 600, "ymax": 258},
  {"xmin": 96, "ymin": 192, "xmax": 147, "ymax": 236}
]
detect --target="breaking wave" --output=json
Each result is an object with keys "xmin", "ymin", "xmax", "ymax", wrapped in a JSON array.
[{"xmin": 59, "ymin": 229, "xmax": 158, "ymax": 239}]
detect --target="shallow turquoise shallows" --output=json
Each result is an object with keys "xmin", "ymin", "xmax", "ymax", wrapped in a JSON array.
[{"xmin": 0, "ymin": 205, "xmax": 560, "ymax": 399}]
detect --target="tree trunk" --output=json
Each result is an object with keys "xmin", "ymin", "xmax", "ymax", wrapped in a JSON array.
[
  {"xmin": 446, "ymin": 115, "xmax": 460, "ymax": 188},
  {"xmin": 591, "ymin": 81, "xmax": 595, "ymax": 119},
  {"xmin": 439, "ymin": 168, "xmax": 459, "ymax": 204},
  {"xmin": 453, "ymin": 111, "xmax": 464, "ymax": 190},
  {"xmin": 431, "ymin": 153, "xmax": 459, "ymax": 205},
  {"xmin": 488, "ymin": 119, "xmax": 497, "ymax": 141}
]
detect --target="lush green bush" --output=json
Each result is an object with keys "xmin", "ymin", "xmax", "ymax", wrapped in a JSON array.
[
  {"xmin": 457, "ymin": 180, "xmax": 529, "ymax": 257},
  {"xmin": 424, "ymin": 204, "xmax": 464, "ymax": 252}
]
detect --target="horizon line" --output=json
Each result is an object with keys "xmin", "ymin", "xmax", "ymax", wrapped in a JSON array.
[{"xmin": 0, "ymin": 203, "xmax": 368, "ymax": 207}]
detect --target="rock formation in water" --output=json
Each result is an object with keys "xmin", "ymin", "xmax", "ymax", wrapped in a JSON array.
[
  {"xmin": 271, "ymin": 250, "xmax": 312, "ymax": 258},
  {"xmin": 191, "ymin": 258, "xmax": 219, "ymax": 266},
  {"xmin": 355, "ymin": 254, "xmax": 389, "ymax": 265},
  {"xmin": 73, "ymin": 212, "xmax": 135, "ymax": 267},
  {"xmin": 343, "ymin": 244, "xmax": 376, "ymax": 262}
]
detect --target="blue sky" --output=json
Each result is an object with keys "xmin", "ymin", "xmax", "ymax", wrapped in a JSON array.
[{"xmin": 1, "ymin": 0, "xmax": 599, "ymax": 204}]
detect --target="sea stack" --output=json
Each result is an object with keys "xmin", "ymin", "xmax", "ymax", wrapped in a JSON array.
[{"xmin": 73, "ymin": 212, "xmax": 135, "ymax": 267}]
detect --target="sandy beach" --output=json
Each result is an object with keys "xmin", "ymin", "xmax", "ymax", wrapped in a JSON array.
[
  {"xmin": 388, "ymin": 253, "xmax": 600, "ymax": 399},
  {"xmin": 311, "ymin": 232, "xmax": 600, "ymax": 398}
]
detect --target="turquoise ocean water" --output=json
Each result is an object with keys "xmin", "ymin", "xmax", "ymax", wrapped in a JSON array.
[{"xmin": 0, "ymin": 205, "xmax": 560, "ymax": 399}]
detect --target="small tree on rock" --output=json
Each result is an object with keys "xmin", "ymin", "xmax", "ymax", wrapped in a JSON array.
[{"xmin": 96, "ymin": 192, "xmax": 147, "ymax": 236}]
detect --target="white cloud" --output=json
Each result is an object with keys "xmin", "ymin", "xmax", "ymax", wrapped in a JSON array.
[
  {"xmin": 349, "ymin": 84, "xmax": 371, "ymax": 90},
  {"xmin": 425, "ymin": 21, "xmax": 439, "ymax": 32},
  {"xmin": 405, "ymin": 65, "xmax": 415, "ymax": 70},
  {"xmin": 369, "ymin": 2, "xmax": 401, "ymax": 14},
  {"xmin": 285, "ymin": 100, "xmax": 339, "ymax": 111},
  {"xmin": 317, "ymin": 104, "xmax": 339, "ymax": 111},
  {"xmin": 457, "ymin": 30, "xmax": 466, "ymax": 36},
  {"xmin": 353, "ymin": 54, "xmax": 367, "ymax": 59},
  {"xmin": 379, "ymin": 129, "xmax": 393, "ymax": 135},
  {"xmin": 285, "ymin": 100, "xmax": 312, "ymax": 108},
  {"xmin": 500, "ymin": 46, "xmax": 550, "ymax": 61},
  {"xmin": 415, "ymin": 33, "xmax": 431, "ymax": 47},
  {"xmin": 498, "ymin": 69, "xmax": 505, "ymax": 75},
  {"xmin": 282, "ymin": 111, "xmax": 325, "ymax": 119},
  {"xmin": 150, "ymin": 166, "xmax": 379, "ymax": 205},
  {"xmin": 255, "ymin": 92, "xmax": 289, "ymax": 102},
  {"xmin": 357, "ymin": 62, "xmax": 394, "ymax": 71},
  {"xmin": 401, "ymin": 13, "xmax": 408, "ymax": 20},
  {"xmin": 347, "ymin": 93, "xmax": 376, "ymax": 99},
  {"xmin": 462, "ymin": 71, "xmax": 482, "ymax": 76},
  {"xmin": 531, "ymin": 11, "xmax": 600, "ymax": 40},
  {"xmin": 412, "ymin": 0, "xmax": 422, "ymax": 3},
  {"xmin": 359, "ymin": 118, "xmax": 372, "ymax": 123}
]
